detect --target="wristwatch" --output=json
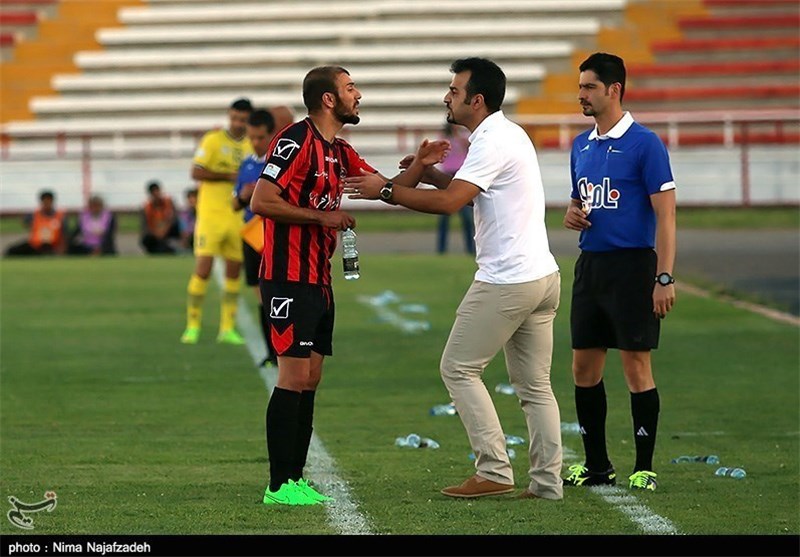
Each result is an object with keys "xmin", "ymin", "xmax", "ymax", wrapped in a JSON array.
[
  {"xmin": 379, "ymin": 181, "xmax": 394, "ymax": 201},
  {"xmin": 655, "ymin": 272, "xmax": 675, "ymax": 286}
]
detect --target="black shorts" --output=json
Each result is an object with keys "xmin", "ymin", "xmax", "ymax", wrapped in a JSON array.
[
  {"xmin": 570, "ymin": 248, "xmax": 660, "ymax": 351},
  {"xmin": 243, "ymin": 242, "xmax": 261, "ymax": 287},
  {"xmin": 259, "ymin": 280, "xmax": 334, "ymax": 358}
]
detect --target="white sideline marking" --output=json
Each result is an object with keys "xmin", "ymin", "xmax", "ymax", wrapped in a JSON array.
[
  {"xmin": 213, "ymin": 264, "xmax": 372, "ymax": 534},
  {"xmin": 591, "ymin": 485, "xmax": 678, "ymax": 534},
  {"xmin": 678, "ymin": 283, "xmax": 799, "ymax": 327}
]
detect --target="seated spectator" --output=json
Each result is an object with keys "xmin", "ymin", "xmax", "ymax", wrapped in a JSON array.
[
  {"xmin": 5, "ymin": 190, "xmax": 67, "ymax": 257},
  {"xmin": 68, "ymin": 194, "xmax": 117, "ymax": 256},
  {"xmin": 177, "ymin": 187, "xmax": 198, "ymax": 252},
  {"xmin": 140, "ymin": 180, "xmax": 179, "ymax": 254}
]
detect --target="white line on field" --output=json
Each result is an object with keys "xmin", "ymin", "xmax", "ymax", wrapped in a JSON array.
[
  {"xmin": 213, "ymin": 263, "xmax": 372, "ymax": 535},
  {"xmin": 678, "ymin": 283, "xmax": 799, "ymax": 327},
  {"xmin": 591, "ymin": 485, "xmax": 678, "ymax": 534}
]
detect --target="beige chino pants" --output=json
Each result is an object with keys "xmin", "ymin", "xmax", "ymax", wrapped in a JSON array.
[{"xmin": 440, "ymin": 271, "xmax": 563, "ymax": 500}]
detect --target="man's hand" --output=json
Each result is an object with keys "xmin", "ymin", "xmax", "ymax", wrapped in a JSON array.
[
  {"xmin": 563, "ymin": 204, "xmax": 591, "ymax": 231},
  {"xmin": 318, "ymin": 211, "xmax": 356, "ymax": 231},
  {"xmin": 343, "ymin": 169, "xmax": 386, "ymax": 200},
  {"xmin": 398, "ymin": 154, "xmax": 415, "ymax": 170},
  {"xmin": 416, "ymin": 139, "xmax": 450, "ymax": 167},
  {"xmin": 653, "ymin": 284, "xmax": 676, "ymax": 319},
  {"xmin": 240, "ymin": 182, "xmax": 256, "ymax": 200}
]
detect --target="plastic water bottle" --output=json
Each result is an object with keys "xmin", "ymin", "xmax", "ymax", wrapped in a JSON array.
[
  {"xmin": 341, "ymin": 228, "xmax": 359, "ymax": 280},
  {"xmin": 715, "ymin": 467, "xmax": 746, "ymax": 479},
  {"xmin": 420, "ymin": 437, "xmax": 440, "ymax": 449},
  {"xmin": 561, "ymin": 422, "xmax": 582, "ymax": 434},
  {"xmin": 429, "ymin": 402, "xmax": 457, "ymax": 416},
  {"xmin": 494, "ymin": 383, "xmax": 515, "ymax": 395},
  {"xmin": 505, "ymin": 434, "xmax": 525, "ymax": 446},
  {"xmin": 395, "ymin": 433, "xmax": 421, "ymax": 448},
  {"xmin": 671, "ymin": 455, "xmax": 720, "ymax": 465}
]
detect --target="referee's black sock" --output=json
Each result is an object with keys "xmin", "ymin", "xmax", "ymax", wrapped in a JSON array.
[
  {"xmin": 290, "ymin": 390, "xmax": 316, "ymax": 481},
  {"xmin": 631, "ymin": 388, "xmax": 660, "ymax": 472},
  {"xmin": 575, "ymin": 380, "xmax": 612, "ymax": 472},
  {"xmin": 266, "ymin": 387, "xmax": 301, "ymax": 492}
]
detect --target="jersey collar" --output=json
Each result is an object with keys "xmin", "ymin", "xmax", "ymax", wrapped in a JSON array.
[{"xmin": 588, "ymin": 111, "xmax": 634, "ymax": 141}]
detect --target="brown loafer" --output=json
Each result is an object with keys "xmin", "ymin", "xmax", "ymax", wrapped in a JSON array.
[{"xmin": 441, "ymin": 475, "xmax": 514, "ymax": 498}]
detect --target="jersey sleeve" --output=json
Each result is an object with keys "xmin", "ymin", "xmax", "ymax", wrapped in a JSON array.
[
  {"xmin": 260, "ymin": 123, "xmax": 309, "ymax": 191},
  {"xmin": 340, "ymin": 140, "xmax": 377, "ymax": 176},
  {"xmin": 640, "ymin": 132, "xmax": 676, "ymax": 195},
  {"xmin": 452, "ymin": 136, "xmax": 502, "ymax": 192},
  {"xmin": 192, "ymin": 131, "xmax": 217, "ymax": 169}
]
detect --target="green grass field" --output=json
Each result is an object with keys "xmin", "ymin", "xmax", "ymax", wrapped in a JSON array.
[{"xmin": 0, "ymin": 255, "xmax": 798, "ymax": 543}]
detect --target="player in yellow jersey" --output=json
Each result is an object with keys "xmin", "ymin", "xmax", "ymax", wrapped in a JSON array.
[{"xmin": 181, "ymin": 98, "xmax": 254, "ymax": 345}]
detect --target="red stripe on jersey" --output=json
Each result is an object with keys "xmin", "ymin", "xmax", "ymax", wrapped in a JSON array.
[{"xmin": 262, "ymin": 217, "xmax": 274, "ymax": 280}]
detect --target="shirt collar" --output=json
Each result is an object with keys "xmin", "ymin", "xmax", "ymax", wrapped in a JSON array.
[
  {"xmin": 588, "ymin": 111, "xmax": 634, "ymax": 140},
  {"xmin": 468, "ymin": 110, "xmax": 505, "ymax": 143}
]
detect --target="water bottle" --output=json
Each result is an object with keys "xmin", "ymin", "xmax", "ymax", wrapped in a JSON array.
[
  {"xmin": 341, "ymin": 227, "xmax": 359, "ymax": 280},
  {"xmin": 505, "ymin": 434, "xmax": 525, "ymax": 446},
  {"xmin": 671, "ymin": 455, "xmax": 720, "ymax": 465},
  {"xmin": 395, "ymin": 433, "xmax": 421, "ymax": 448},
  {"xmin": 429, "ymin": 402, "xmax": 457, "ymax": 416},
  {"xmin": 715, "ymin": 467, "xmax": 746, "ymax": 479},
  {"xmin": 561, "ymin": 422, "xmax": 582, "ymax": 434},
  {"xmin": 494, "ymin": 383, "xmax": 515, "ymax": 395},
  {"xmin": 420, "ymin": 437, "xmax": 440, "ymax": 449}
]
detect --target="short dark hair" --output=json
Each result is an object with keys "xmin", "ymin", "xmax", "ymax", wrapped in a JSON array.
[
  {"xmin": 248, "ymin": 109, "xmax": 276, "ymax": 133},
  {"xmin": 147, "ymin": 180, "xmax": 161, "ymax": 194},
  {"xmin": 230, "ymin": 97, "xmax": 254, "ymax": 112},
  {"xmin": 303, "ymin": 66, "xmax": 350, "ymax": 112},
  {"xmin": 449, "ymin": 57, "xmax": 506, "ymax": 113},
  {"xmin": 185, "ymin": 187, "xmax": 198, "ymax": 198},
  {"xmin": 579, "ymin": 52, "xmax": 626, "ymax": 101},
  {"xmin": 39, "ymin": 190, "xmax": 54, "ymax": 202}
]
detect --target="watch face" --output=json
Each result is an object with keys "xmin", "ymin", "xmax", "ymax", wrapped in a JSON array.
[{"xmin": 657, "ymin": 273, "xmax": 673, "ymax": 285}]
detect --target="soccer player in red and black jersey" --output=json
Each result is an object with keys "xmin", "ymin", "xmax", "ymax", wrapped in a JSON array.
[{"xmin": 251, "ymin": 65, "xmax": 448, "ymax": 505}]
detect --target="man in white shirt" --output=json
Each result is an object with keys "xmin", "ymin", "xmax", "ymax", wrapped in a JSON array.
[{"xmin": 345, "ymin": 57, "xmax": 563, "ymax": 500}]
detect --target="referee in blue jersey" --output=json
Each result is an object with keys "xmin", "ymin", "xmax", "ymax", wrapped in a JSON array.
[
  {"xmin": 233, "ymin": 109, "xmax": 278, "ymax": 367},
  {"xmin": 562, "ymin": 52, "xmax": 677, "ymax": 492}
]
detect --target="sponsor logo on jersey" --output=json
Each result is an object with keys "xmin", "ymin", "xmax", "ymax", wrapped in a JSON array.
[
  {"xmin": 269, "ymin": 297, "xmax": 294, "ymax": 319},
  {"xmin": 578, "ymin": 177, "xmax": 620, "ymax": 211}
]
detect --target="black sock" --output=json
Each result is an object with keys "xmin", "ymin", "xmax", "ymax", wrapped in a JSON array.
[
  {"xmin": 259, "ymin": 304, "xmax": 276, "ymax": 363},
  {"xmin": 266, "ymin": 387, "xmax": 301, "ymax": 492},
  {"xmin": 575, "ymin": 380, "xmax": 611, "ymax": 472},
  {"xmin": 631, "ymin": 388, "xmax": 660, "ymax": 472},
  {"xmin": 291, "ymin": 390, "xmax": 316, "ymax": 481}
]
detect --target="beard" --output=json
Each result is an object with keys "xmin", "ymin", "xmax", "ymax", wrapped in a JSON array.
[
  {"xmin": 581, "ymin": 104, "xmax": 596, "ymax": 116},
  {"xmin": 334, "ymin": 97, "xmax": 360, "ymax": 125}
]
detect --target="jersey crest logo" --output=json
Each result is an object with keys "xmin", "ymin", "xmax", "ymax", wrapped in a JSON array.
[
  {"xmin": 269, "ymin": 297, "xmax": 294, "ymax": 319},
  {"xmin": 273, "ymin": 139, "xmax": 300, "ymax": 160},
  {"xmin": 578, "ymin": 177, "xmax": 620, "ymax": 212}
]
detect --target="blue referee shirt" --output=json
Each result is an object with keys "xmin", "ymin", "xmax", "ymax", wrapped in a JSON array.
[
  {"xmin": 235, "ymin": 153, "xmax": 266, "ymax": 223},
  {"xmin": 569, "ymin": 112, "xmax": 676, "ymax": 252}
]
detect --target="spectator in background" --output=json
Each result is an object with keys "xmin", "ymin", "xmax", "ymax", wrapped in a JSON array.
[
  {"xmin": 178, "ymin": 187, "xmax": 198, "ymax": 252},
  {"xmin": 5, "ymin": 190, "xmax": 67, "ymax": 256},
  {"xmin": 140, "ymin": 180, "xmax": 179, "ymax": 254},
  {"xmin": 68, "ymin": 194, "xmax": 117, "ymax": 256},
  {"xmin": 436, "ymin": 122, "xmax": 475, "ymax": 254},
  {"xmin": 233, "ymin": 108, "xmax": 279, "ymax": 367}
]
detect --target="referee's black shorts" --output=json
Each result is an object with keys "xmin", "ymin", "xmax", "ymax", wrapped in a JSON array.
[
  {"xmin": 243, "ymin": 242, "xmax": 261, "ymax": 287},
  {"xmin": 570, "ymin": 248, "xmax": 660, "ymax": 351}
]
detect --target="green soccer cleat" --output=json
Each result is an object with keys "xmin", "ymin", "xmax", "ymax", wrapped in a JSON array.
[
  {"xmin": 628, "ymin": 470, "xmax": 658, "ymax": 491},
  {"xmin": 180, "ymin": 327, "xmax": 200, "ymax": 344},
  {"xmin": 294, "ymin": 478, "xmax": 333, "ymax": 503},
  {"xmin": 563, "ymin": 463, "xmax": 617, "ymax": 487},
  {"xmin": 262, "ymin": 481, "xmax": 319, "ymax": 506},
  {"xmin": 217, "ymin": 329, "xmax": 246, "ymax": 345}
]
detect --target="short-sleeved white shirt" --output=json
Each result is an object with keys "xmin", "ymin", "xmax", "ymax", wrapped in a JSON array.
[{"xmin": 454, "ymin": 111, "xmax": 558, "ymax": 284}]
